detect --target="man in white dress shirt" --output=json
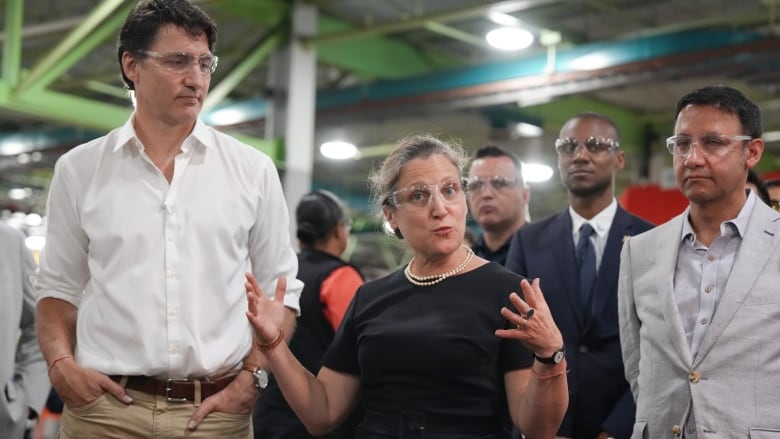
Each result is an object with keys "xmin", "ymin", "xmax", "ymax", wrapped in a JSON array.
[{"xmin": 35, "ymin": 1, "xmax": 302, "ymax": 437}]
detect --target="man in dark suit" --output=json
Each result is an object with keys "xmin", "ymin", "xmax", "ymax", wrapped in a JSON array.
[{"xmin": 506, "ymin": 112, "xmax": 653, "ymax": 439}]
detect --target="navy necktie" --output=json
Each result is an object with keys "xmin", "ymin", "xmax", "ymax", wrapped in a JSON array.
[{"xmin": 576, "ymin": 223, "xmax": 597, "ymax": 307}]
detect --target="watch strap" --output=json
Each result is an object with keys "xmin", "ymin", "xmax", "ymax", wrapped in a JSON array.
[{"xmin": 534, "ymin": 347, "xmax": 565, "ymax": 364}]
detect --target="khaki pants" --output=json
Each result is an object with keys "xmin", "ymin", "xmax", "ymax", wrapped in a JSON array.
[{"xmin": 59, "ymin": 388, "xmax": 251, "ymax": 439}]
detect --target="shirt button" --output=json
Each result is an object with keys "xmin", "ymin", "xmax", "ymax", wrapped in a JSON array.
[
  {"xmin": 705, "ymin": 286, "xmax": 712, "ymax": 293},
  {"xmin": 707, "ymin": 255, "xmax": 715, "ymax": 261},
  {"xmin": 700, "ymin": 318, "xmax": 708, "ymax": 325},
  {"xmin": 672, "ymin": 425, "xmax": 682, "ymax": 437},
  {"xmin": 689, "ymin": 371, "xmax": 701, "ymax": 383}
]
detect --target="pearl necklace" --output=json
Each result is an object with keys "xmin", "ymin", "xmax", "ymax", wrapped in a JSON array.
[{"xmin": 404, "ymin": 246, "xmax": 475, "ymax": 286}]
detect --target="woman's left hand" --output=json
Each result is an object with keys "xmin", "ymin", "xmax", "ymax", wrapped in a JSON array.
[{"xmin": 495, "ymin": 278, "xmax": 564, "ymax": 358}]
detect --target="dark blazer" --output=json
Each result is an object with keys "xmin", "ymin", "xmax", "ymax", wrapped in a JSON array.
[{"xmin": 506, "ymin": 205, "xmax": 653, "ymax": 439}]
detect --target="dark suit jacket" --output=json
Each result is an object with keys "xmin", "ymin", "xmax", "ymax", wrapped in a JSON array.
[{"xmin": 506, "ymin": 205, "xmax": 653, "ymax": 439}]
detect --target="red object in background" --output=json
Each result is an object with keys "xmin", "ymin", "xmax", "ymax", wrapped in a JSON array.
[
  {"xmin": 619, "ymin": 184, "xmax": 689, "ymax": 226},
  {"xmin": 762, "ymin": 170, "xmax": 780, "ymax": 182}
]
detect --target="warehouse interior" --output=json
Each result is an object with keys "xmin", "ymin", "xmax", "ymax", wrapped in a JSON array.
[{"xmin": 3, "ymin": 0, "xmax": 780, "ymax": 271}]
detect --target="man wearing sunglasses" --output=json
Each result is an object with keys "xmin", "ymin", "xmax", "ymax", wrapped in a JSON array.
[
  {"xmin": 467, "ymin": 145, "xmax": 530, "ymax": 266},
  {"xmin": 506, "ymin": 112, "xmax": 653, "ymax": 439},
  {"xmin": 619, "ymin": 86, "xmax": 780, "ymax": 438},
  {"xmin": 34, "ymin": 1, "xmax": 302, "ymax": 437}
]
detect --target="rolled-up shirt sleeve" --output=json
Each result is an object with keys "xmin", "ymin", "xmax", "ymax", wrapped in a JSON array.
[
  {"xmin": 248, "ymin": 155, "xmax": 303, "ymax": 313},
  {"xmin": 37, "ymin": 155, "xmax": 90, "ymax": 307}
]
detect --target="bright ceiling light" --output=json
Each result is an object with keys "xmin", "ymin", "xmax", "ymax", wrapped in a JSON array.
[
  {"xmin": 487, "ymin": 11, "xmax": 521, "ymax": 27},
  {"xmin": 522, "ymin": 163, "xmax": 554, "ymax": 182},
  {"xmin": 568, "ymin": 53, "xmax": 613, "ymax": 71},
  {"xmin": 515, "ymin": 122, "xmax": 543, "ymax": 138},
  {"xmin": 486, "ymin": 27, "xmax": 534, "ymax": 51},
  {"xmin": 320, "ymin": 141, "xmax": 358, "ymax": 160},
  {"xmin": 208, "ymin": 108, "xmax": 246, "ymax": 126},
  {"xmin": 8, "ymin": 188, "xmax": 30, "ymax": 200}
]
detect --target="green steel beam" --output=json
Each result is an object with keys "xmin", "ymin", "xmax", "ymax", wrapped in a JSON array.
[
  {"xmin": 84, "ymin": 80, "xmax": 131, "ymax": 100},
  {"xmin": 7, "ymin": 89, "xmax": 131, "ymax": 131},
  {"xmin": 317, "ymin": 16, "xmax": 457, "ymax": 79},
  {"xmin": 21, "ymin": 2, "xmax": 134, "ymax": 93},
  {"xmin": 230, "ymin": 133, "xmax": 285, "ymax": 165},
  {"xmin": 204, "ymin": 25, "xmax": 287, "ymax": 111},
  {"xmin": 302, "ymin": 0, "xmax": 558, "ymax": 47},
  {"xmin": 14, "ymin": 0, "xmax": 127, "ymax": 95},
  {"xmin": 2, "ymin": 0, "xmax": 23, "ymax": 88},
  {"xmin": 422, "ymin": 21, "xmax": 492, "ymax": 50}
]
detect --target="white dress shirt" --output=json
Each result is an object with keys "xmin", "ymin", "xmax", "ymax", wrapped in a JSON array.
[
  {"xmin": 36, "ymin": 117, "xmax": 303, "ymax": 378},
  {"xmin": 569, "ymin": 198, "xmax": 618, "ymax": 269}
]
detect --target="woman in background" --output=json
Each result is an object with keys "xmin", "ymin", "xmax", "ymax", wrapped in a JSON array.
[{"xmin": 253, "ymin": 190, "xmax": 364, "ymax": 439}]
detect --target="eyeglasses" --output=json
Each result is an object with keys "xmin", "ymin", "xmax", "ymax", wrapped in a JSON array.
[
  {"xmin": 665, "ymin": 134, "xmax": 752, "ymax": 157},
  {"xmin": 466, "ymin": 176, "xmax": 520, "ymax": 193},
  {"xmin": 554, "ymin": 137, "xmax": 620, "ymax": 156},
  {"xmin": 384, "ymin": 179, "xmax": 466, "ymax": 208},
  {"xmin": 137, "ymin": 50, "xmax": 219, "ymax": 75}
]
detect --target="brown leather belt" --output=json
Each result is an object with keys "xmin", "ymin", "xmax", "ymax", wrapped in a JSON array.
[{"xmin": 110, "ymin": 374, "xmax": 236, "ymax": 402}]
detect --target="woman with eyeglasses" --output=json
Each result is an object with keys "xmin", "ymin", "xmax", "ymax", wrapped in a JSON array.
[
  {"xmin": 244, "ymin": 135, "xmax": 567, "ymax": 439},
  {"xmin": 253, "ymin": 190, "xmax": 364, "ymax": 439}
]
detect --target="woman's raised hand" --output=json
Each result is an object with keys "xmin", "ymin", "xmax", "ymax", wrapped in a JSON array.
[
  {"xmin": 245, "ymin": 273, "xmax": 288, "ymax": 345},
  {"xmin": 495, "ymin": 278, "xmax": 564, "ymax": 358}
]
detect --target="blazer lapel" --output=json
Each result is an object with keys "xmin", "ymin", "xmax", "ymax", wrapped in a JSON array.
[
  {"xmin": 546, "ymin": 211, "xmax": 586, "ymax": 328},
  {"xmin": 590, "ymin": 206, "xmax": 631, "ymax": 321},
  {"xmin": 655, "ymin": 212, "xmax": 695, "ymax": 367},
  {"xmin": 693, "ymin": 202, "xmax": 780, "ymax": 367}
]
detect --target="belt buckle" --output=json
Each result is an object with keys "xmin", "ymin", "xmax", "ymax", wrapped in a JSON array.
[{"xmin": 165, "ymin": 378, "xmax": 191, "ymax": 402}]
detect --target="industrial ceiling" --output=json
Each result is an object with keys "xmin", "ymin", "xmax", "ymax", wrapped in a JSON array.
[{"xmin": 3, "ymin": 0, "xmax": 780, "ymax": 216}]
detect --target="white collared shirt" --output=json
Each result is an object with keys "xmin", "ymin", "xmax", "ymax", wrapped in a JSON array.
[
  {"xmin": 37, "ymin": 117, "xmax": 303, "ymax": 378},
  {"xmin": 569, "ymin": 198, "xmax": 618, "ymax": 269}
]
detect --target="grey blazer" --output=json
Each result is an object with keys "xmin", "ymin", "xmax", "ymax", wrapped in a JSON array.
[
  {"xmin": 0, "ymin": 224, "xmax": 49, "ymax": 439},
  {"xmin": 618, "ymin": 199, "xmax": 780, "ymax": 438}
]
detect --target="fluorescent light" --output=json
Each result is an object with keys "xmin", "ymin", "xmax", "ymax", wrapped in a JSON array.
[
  {"xmin": 486, "ymin": 27, "xmax": 534, "ymax": 51},
  {"xmin": 487, "ymin": 11, "xmax": 521, "ymax": 27},
  {"xmin": 568, "ymin": 53, "xmax": 612, "ymax": 71},
  {"xmin": 208, "ymin": 108, "xmax": 246, "ymax": 126},
  {"xmin": 522, "ymin": 163, "xmax": 554, "ymax": 182},
  {"xmin": 8, "ymin": 188, "xmax": 30, "ymax": 200},
  {"xmin": 320, "ymin": 141, "xmax": 358, "ymax": 160},
  {"xmin": 515, "ymin": 122, "xmax": 543, "ymax": 138}
]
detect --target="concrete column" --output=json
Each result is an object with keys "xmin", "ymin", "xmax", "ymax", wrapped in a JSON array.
[{"xmin": 268, "ymin": 3, "xmax": 318, "ymax": 240}]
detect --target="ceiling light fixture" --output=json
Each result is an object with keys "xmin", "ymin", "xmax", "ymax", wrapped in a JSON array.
[
  {"xmin": 486, "ymin": 27, "xmax": 534, "ymax": 51},
  {"xmin": 515, "ymin": 122, "xmax": 544, "ymax": 138},
  {"xmin": 320, "ymin": 141, "xmax": 358, "ymax": 160},
  {"xmin": 522, "ymin": 163, "xmax": 554, "ymax": 183}
]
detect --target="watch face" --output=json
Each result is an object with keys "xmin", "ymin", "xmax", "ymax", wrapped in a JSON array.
[
  {"xmin": 553, "ymin": 350, "xmax": 565, "ymax": 364},
  {"xmin": 253, "ymin": 368, "xmax": 269, "ymax": 389}
]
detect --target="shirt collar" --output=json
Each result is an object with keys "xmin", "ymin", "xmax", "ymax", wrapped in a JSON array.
[
  {"xmin": 680, "ymin": 189, "xmax": 756, "ymax": 244},
  {"xmin": 112, "ymin": 115, "xmax": 214, "ymax": 153},
  {"xmin": 569, "ymin": 198, "xmax": 618, "ymax": 238}
]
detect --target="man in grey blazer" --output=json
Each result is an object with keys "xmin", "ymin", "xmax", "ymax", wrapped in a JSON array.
[
  {"xmin": 0, "ymin": 224, "xmax": 49, "ymax": 438},
  {"xmin": 618, "ymin": 85, "xmax": 780, "ymax": 438}
]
